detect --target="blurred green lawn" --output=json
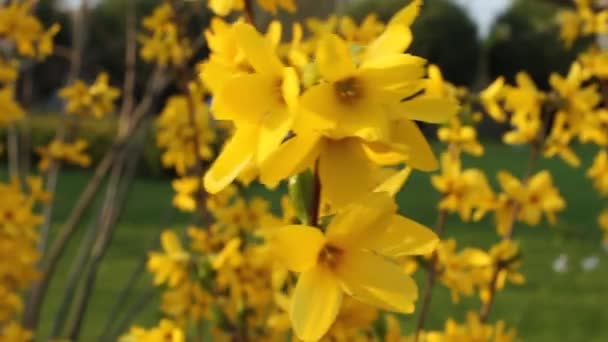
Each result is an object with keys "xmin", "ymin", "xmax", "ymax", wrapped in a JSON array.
[{"xmin": 28, "ymin": 142, "xmax": 608, "ymax": 341}]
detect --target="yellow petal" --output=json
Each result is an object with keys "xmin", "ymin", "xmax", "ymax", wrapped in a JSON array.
[
  {"xmin": 318, "ymin": 139, "xmax": 381, "ymax": 209},
  {"xmin": 360, "ymin": 140, "xmax": 409, "ymax": 165},
  {"xmin": 270, "ymin": 225, "xmax": 325, "ymax": 272},
  {"xmin": 326, "ymin": 192, "xmax": 397, "ymax": 249},
  {"xmin": 234, "ymin": 22, "xmax": 283, "ymax": 75},
  {"xmin": 259, "ymin": 132, "xmax": 322, "ymax": 188},
  {"xmin": 212, "ymin": 73, "xmax": 278, "ymax": 123},
  {"xmin": 368, "ymin": 215, "xmax": 438, "ymax": 258},
  {"xmin": 290, "ymin": 267, "xmax": 343, "ymax": 341},
  {"xmin": 258, "ymin": 110, "xmax": 293, "ymax": 163},
  {"xmin": 365, "ymin": 24, "xmax": 412, "ymax": 60},
  {"xmin": 161, "ymin": 230, "xmax": 184, "ymax": 254},
  {"xmin": 396, "ymin": 97, "xmax": 459, "ymax": 123},
  {"xmin": 388, "ymin": 0, "xmax": 422, "ymax": 27},
  {"xmin": 373, "ymin": 167, "xmax": 412, "ymax": 196},
  {"xmin": 337, "ymin": 250, "xmax": 417, "ymax": 313},
  {"xmin": 316, "ymin": 34, "xmax": 357, "ymax": 82},
  {"xmin": 393, "ymin": 119, "xmax": 438, "ymax": 171},
  {"xmin": 204, "ymin": 125, "xmax": 256, "ymax": 194}
]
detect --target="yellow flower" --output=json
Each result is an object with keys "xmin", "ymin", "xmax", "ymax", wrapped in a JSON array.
[
  {"xmin": 156, "ymin": 93, "xmax": 216, "ymax": 175},
  {"xmin": 479, "ymin": 240, "xmax": 525, "ymax": 304},
  {"xmin": 424, "ymin": 312, "xmax": 518, "ymax": 342},
  {"xmin": 480, "ymin": 77, "xmax": 506, "ymax": 122},
  {"xmin": 0, "ymin": 321, "xmax": 33, "ymax": 342},
  {"xmin": 120, "ymin": 319, "xmax": 184, "ymax": 342},
  {"xmin": 148, "ymin": 231, "xmax": 190, "ymax": 288},
  {"xmin": 59, "ymin": 73, "xmax": 120, "ymax": 118},
  {"xmin": 498, "ymin": 170, "xmax": 565, "ymax": 227},
  {"xmin": 502, "ymin": 73, "xmax": 545, "ymax": 145},
  {"xmin": 431, "ymin": 153, "xmax": 494, "ymax": 221},
  {"xmin": 0, "ymin": 57, "xmax": 19, "ymax": 84},
  {"xmin": 205, "ymin": 22, "xmax": 299, "ymax": 194},
  {"xmin": 171, "ymin": 177, "xmax": 200, "ymax": 212},
  {"xmin": 0, "ymin": 86, "xmax": 25, "ymax": 127},
  {"xmin": 587, "ymin": 150, "xmax": 608, "ymax": 196},
  {"xmin": 339, "ymin": 14, "xmax": 385, "ymax": 44},
  {"xmin": 139, "ymin": 4, "xmax": 191, "ymax": 66},
  {"xmin": 557, "ymin": 9, "xmax": 581, "ymax": 48},
  {"xmin": 437, "ymin": 117, "xmax": 484, "ymax": 156},
  {"xmin": 36, "ymin": 139, "xmax": 91, "ymax": 172},
  {"xmin": 161, "ymin": 281, "xmax": 209, "ymax": 322},
  {"xmin": 270, "ymin": 193, "xmax": 438, "ymax": 341}
]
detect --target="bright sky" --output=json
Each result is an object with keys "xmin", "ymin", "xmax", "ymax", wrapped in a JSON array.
[{"xmin": 451, "ymin": 0, "xmax": 513, "ymax": 37}]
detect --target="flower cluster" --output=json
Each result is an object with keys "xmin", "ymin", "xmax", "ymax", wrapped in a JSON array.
[
  {"xmin": 139, "ymin": 4, "xmax": 192, "ymax": 67},
  {"xmin": 58, "ymin": 73, "xmax": 120, "ymax": 119},
  {"xmin": 557, "ymin": 0, "xmax": 608, "ymax": 48},
  {"xmin": 0, "ymin": 178, "xmax": 48, "ymax": 341},
  {"xmin": 35, "ymin": 139, "xmax": 91, "ymax": 172}
]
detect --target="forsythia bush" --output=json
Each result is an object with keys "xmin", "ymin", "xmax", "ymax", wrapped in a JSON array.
[{"xmin": 0, "ymin": 0, "xmax": 607, "ymax": 341}]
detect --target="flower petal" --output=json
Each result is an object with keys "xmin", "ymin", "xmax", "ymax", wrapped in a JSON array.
[
  {"xmin": 270, "ymin": 225, "xmax": 325, "ymax": 272},
  {"xmin": 204, "ymin": 125, "xmax": 256, "ymax": 194},
  {"xmin": 396, "ymin": 97, "xmax": 459, "ymax": 123},
  {"xmin": 290, "ymin": 267, "xmax": 343, "ymax": 341},
  {"xmin": 234, "ymin": 23, "xmax": 283, "ymax": 75},
  {"xmin": 326, "ymin": 192, "xmax": 397, "ymax": 249},
  {"xmin": 365, "ymin": 24, "xmax": 412, "ymax": 60},
  {"xmin": 392, "ymin": 119, "xmax": 438, "ymax": 171},
  {"xmin": 259, "ymin": 132, "xmax": 322, "ymax": 188},
  {"xmin": 212, "ymin": 73, "xmax": 278, "ymax": 122},
  {"xmin": 368, "ymin": 215, "xmax": 438, "ymax": 258},
  {"xmin": 337, "ymin": 250, "xmax": 417, "ymax": 313},
  {"xmin": 318, "ymin": 139, "xmax": 382, "ymax": 210},
  {"xmin": 316, "ymin": 34, "xmax": 356, "ymax": 82}
]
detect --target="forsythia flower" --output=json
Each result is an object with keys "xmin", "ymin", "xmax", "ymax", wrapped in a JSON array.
[
  {"xmin": 36, "ymin": 139, "xmax": 92, "ymax": 172},
  {"xmin": 59, "ymin": 73, "xmax": 120, "ymax": 118},
  {"xmin": 497, "ymin": 170, "xmax": 565, "ymax": 228},
  {"xmin": 431, "ymin": 153, "xmax": 494, "ymax": 221},
  {"xmin": 156, "ymin": 92, "xmax": 216, "ymax": 175},
  {"xmin": 438, "ymin": 117, "xmax": 484, "ymax": 156},
  {"xmin": 501, "ymin": 73, "xmax": 545, "ymax": 145},
  {"xmin": 587, "ymin": 150, "xmax": 608, "ymax": 196},
  {"xmin": 270, "ymin": 193, "xmax": 438, "ymax": 341},
  {"xmin": 430, "ymin": 239, "xmax": 491, "ymax": 303},
  {"xmin": 204, "ymin": 22, "xmax": 299, "ymax": 193},
  {"xmin": 479, "ymin": 240, "xmax": 525, "ymax": 304},
  {"xmin": 148, "ymin": 231, "xmax": 191, "ymax": 288},
  {"xmin": 0, "ymin": 1, "xmax": 59, "ymax": 59},
  {"xmin": 119, "ymin": 319, "xmax": 184, "ymax": 342},
  {"xmin": 424, "ymin": 312, "xmax": 518, "ymax": 342},
  {"xmin": 139, "ymin": 4, "xmax": 191, "ymax": 66},
  {"xmin": 0, "ymin": 86, "xmax": 25, "ymax": 127}
]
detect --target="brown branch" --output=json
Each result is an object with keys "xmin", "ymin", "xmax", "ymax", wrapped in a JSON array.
[
  {"xmin": 244, "ymin": 0, "xmax": 255, "ymax": 25},
  {"xmin": 414, "ymin": 209, "xmax": 448, "ymax": 341}
]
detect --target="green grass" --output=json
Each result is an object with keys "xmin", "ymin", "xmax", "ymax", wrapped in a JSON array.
[{"xmin": 16, "ymin": 142, "xmax": 608, "ymax": 341}]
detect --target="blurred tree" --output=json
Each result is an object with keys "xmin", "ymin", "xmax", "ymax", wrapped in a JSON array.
[
  {"xmin": 346, "ymin": 0, "xmax": 480, "ymax": 86},
  {"xmin": 486, "ymin": 0, "xmax": 583, "ymax": 90}
]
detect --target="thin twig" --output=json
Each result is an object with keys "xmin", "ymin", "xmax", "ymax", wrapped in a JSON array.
[{"xmin": 414, "ymin": 209, "xmax": 448, "ymax": 341}]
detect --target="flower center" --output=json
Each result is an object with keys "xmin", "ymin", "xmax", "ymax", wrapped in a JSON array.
[
  {"xmin": 334, "ymin": 77, "xmax": 361, "ymax": 105},
  {"xmin": 318, "ymin": 244, "xmax": 344, "ymax": 270}
]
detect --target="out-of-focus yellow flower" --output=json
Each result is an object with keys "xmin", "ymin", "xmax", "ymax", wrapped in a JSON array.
[
  {"xmin": 156, "ymin": 91, "xmax": 216, "ymax": 176},
  {"xmin": 119, "ymin": 319, "xmax": 184, "ymax": 342},
  {"xmin": 59, "ymin": 73, "xmax": 120, "ymax": 118},
  {"xmin": 0, "ymin": 57, "xmax": 19, "ymax": 85},
  {"xmin": 438, "ymin": 117, "xmax": 484, "ymax": 156},
  {"xmin": 497, "ymin": 170, "xmax": 565, "ymax": 228},
  {"xmin": 0, "ymin": 1, "xmax": 59, "ymax": 59},
  {"xmin": 270, "ymin": 193, "xmax": 438, "ymax": 341},
  {"xmin": 424, "ymin": 312, "xmax": 517, "ymax": 342},
  {"xmin": 502, "ymin": 73, "xmax": 545, "ymax": 145},
  {"xmin": 0, "ymin": 321, "xmax": 33, "ymax": 342},
  {"xmin": 0, "ymin": 86, "xmax": 25, "ymax": 127},
  {"xmin": 479, "ymin": 240, "xmax": 525, "ymax": 304},
  {"xmin": 480, "ymin": 77, "xmax": 506, "ymax": 122},
  {"xmin": 148, "ymin": 231, "xmax": 190, "ymax": 288},
  {"xmin": 161, "ymin": 281, "xmax": 209, "ymax": 323},
  {"xmin": 36, "ymin": 139, "xmax": 91, "ymax": 172},
  {"xmin": 588, "ymin": 150, "xmax": 608, "ymax": 196},
  {"xmin": 139, "ymin": 4, "xmax": 191, "ymax": 67},
  {"xmin": 339, "ymin": 14, "xmax": 385, "ymax": 44},
  {"xmin": 431, "ymin": 153, "xmax": 494, "ymax": 221}
]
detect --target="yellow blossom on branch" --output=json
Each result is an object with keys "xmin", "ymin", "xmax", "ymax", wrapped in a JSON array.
[
  {"xmin": 270, "ymin": 193, "xmax": 438, "ymax": 341},
  {"xmin": 59, "ymin": 73, "xmax": 120, "ymax": 118}
]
